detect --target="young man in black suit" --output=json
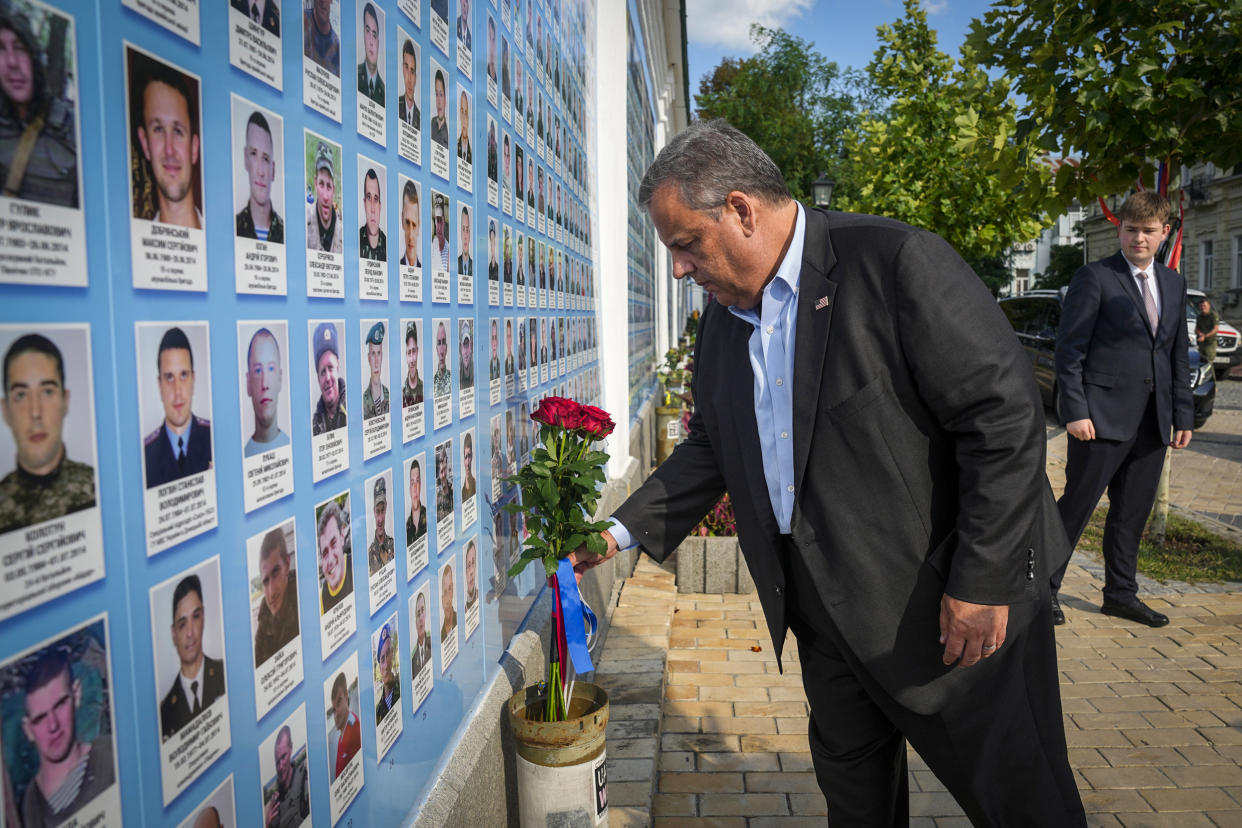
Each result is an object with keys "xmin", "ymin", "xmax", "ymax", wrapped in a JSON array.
[
  {"xmin": 572, "ymin": 120, "xmax": 1084, "ymax": 826},
  {"xmin": 1051, "ymin": 191, "xmax": 1192, "ymax": 627}
]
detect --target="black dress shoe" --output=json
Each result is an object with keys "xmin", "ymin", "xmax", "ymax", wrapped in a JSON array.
[
  {"xmin": 1050, "ymin": 594, "xmax": 1065, "ymax": 626},
  {"xmin": 1100, "ymin": 598, "xmax": 1169, "ymax": 628}
]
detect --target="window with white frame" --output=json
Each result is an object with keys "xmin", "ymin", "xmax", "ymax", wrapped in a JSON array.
[{"xmin": 1199, "ymin": 240, "xmax": 1214, "ymax": 290}]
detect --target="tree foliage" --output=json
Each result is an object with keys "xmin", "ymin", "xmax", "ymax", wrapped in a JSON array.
[
  {"xmin": 969, "ymin": 0, "xmax": 1242, "ymax": 205},
  {"xmin": 837, "ymin": 0, "xmax": 1056, "ymax": 270},
  {"xmin": 1033, "ymin": 243, "xmax": 1085, "ymax": 291},
  {"xmin": 694, "ymin": 25, "xmax": 872, "ymax": 204}
]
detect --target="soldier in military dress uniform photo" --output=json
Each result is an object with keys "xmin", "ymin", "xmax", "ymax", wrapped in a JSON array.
[{"xmin": 145, "ymin": 327, "xmax": 212, "ymax": 488}]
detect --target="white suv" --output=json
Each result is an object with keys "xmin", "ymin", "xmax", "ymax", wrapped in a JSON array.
[{"xmin": 1187, "ymin": 289, "xmax": 1240, "ymax": 380}]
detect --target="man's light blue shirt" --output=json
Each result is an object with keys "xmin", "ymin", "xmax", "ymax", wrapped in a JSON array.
[
  {"xmin": 164, "ymin": 417, "xmax": 195, "ymax": 461},
  {"xmin": 611, "ymin": 203, "xmax": 806, "ymax": 549}
]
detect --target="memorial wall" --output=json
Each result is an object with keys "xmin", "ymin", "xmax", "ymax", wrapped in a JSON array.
[{"xmin": 0, "ymin": 0, "xmax": 600, "ymax": 824}]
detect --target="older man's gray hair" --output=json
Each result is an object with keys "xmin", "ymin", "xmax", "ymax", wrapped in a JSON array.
[{"xmin": 637, "ymin": 119, "xmax": 791, "ymax": 214}]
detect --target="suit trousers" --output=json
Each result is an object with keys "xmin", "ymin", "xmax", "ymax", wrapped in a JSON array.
[
  {"xmin": 782, "ymin": 538, "xmax": 1085, "ymax": 826},
  {"xmin": 1051, "ymin": 396, "xmax": 1166, "ymax": 603}
]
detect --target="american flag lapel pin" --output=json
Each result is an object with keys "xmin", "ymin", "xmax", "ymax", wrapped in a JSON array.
[{"xmin": 814, "ymin": 295, "xmax": 831, "ymax": 311}]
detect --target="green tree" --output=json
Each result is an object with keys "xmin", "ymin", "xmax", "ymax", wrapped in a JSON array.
[
  {"xmin": 1033, "ymin": 243, "xmax": 1085, "ymax": 291},
  {"xmin": 695, "ymin": 25, "xmax": 872, "ymax": 204},
  {"xmin": 837, "ymin": 0, "xmax": 1056, "ymax": 280},
  {"xmin": 969, "ymin": 0, "xmax": 1242, "ymax": 204}
]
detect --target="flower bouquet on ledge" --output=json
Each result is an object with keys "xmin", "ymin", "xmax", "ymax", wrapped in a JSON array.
[{"xmin": 504, "ymin": 396, "xmax": 615, "ymax": 722}]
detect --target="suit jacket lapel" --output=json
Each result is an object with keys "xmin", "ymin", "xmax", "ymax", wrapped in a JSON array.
[
  {"xmin": 1156, "ymin": 263, "xmax": 1181, "ymax": 342},
  {"xmin": 793, "ymin": 209, "xmax": 838, "ymax": 493}
]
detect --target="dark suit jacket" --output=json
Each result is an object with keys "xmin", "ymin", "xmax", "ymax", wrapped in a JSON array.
[
  {"xmin": 160, "ymin": 655, "xmax": 226, "ymax": 740},
  {"xmin": 144, "ymin": 417, "xmax": 212, "ymax": 488},
  {"xmin": 614, "ymin": 209, "xmax": 1069, "ymax": 715},
  {"xmin": 399, "ymin": 97, "xmax": 420, "ymax": 129},
  {"xmin": 1055, "ymin": 251, "xmax": 1192, "ymax": 442}
]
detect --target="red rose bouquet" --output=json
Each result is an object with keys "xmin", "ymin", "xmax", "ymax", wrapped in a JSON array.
[{"xmin": 504, "ymin": 396, "xmax": 615, "ymax": 720}]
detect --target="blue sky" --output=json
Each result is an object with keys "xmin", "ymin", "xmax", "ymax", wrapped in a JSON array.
[{"xmin": 685, "ymin": 0, "xmax": 997, "ymax": 108}]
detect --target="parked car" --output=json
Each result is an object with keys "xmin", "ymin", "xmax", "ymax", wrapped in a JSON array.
[
  {"xmin": 1186, "ymin": 288, "xmax": 1240, "ymax": 380},
  {"xmin": 999, "ymin": 289, "xmax": 1215, "ymax": 429}
]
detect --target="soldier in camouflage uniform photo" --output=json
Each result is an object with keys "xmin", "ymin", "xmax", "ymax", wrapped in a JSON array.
[
  {"xmin": 0, "ymin": 9, "xmax": 79, "ymax": 208},
  {"xmin": 367, "ymin": 475, "xmax": 393, "ymax": 575},
  {"xmin": 361, "ymin": 321, "xmax": 389, "ymax": 419},
  {"xmin": 0, "ymin": 332, "xmax": 95, "ymax": 534},
  {"xmin": 311, "ymin": 322, "xmax": 346, "ymax": 436}
]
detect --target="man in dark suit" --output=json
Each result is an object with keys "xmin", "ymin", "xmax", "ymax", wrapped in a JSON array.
[
  {"xmin": 1051, "ymin": 191, "xmax": 1192, "ymax": 627},
  {"xmin": 231, "ymin": 0, "xmax": 280, "ymax": 36},
  {"xmin": 574, "ymin": 121, "xmax": 1084, "ymax": 826},
  {"xmin": 160, "ymin": 574, "xmax": 226, "ymax": 740},
  {"xmin": 145, "ymin": 327, "xmax": 212, "ymax": 488},
  {"xmin": 398, "ymin": 39, "xmax": 420, "ymax": 129}
]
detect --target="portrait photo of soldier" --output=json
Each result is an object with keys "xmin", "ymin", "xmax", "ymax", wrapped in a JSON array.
[
  {"xmin": 460, "ymin": 429, "xmax": 476, "ymax": 501},
  {"xmin": 429, "ymin": 190, "xmax": 449, "ymax": 271},
  {"xmin": 356, "ymin": 2, "xmax": 383, "ymax": 106},
  {"xmin": 316, "ymin": 495, "xmax": 353, "ymax": 615},
  {"xmin": 487, "ymin": 219, "xmax": 498, "ymax": 284},
  {"xmin": 439, "ymin": 558, "xmax": 457, "ymax": 643},
  {"xmin": 310, "ymin": 321, "xmax": 346, "ymax": 436},
  {"xmin": 402, "ymin": 320, "xmax": 423, "ymax": 408},
  {"xmin": 458, "ymin": 319, "xmax": 474, "ymax": 389},
  {"xmin": 399, "ymin": 177, "xmax": 420, "ymax": 267},
  {"xmin": 0, "ymin": 618, "xmax": 116, "ymax": 828},
  {"xmin": 456, "ymin": 0, "xmax": 470, "ymax": 49},
  {"xmin": 0, "ymin": 329, "xmax": 96, "ymax": 535},
  {"xmin": 457, "ymin": 204, "xmax": 472, "ymax": 276},
  {"xmin": 232, "ymin": 0, "xmax": 280, "ymax": 36},
  {"xmin": 361, "ymin": 321, "xmax": 388, "ymax": 419},
  {"xmin": 241, "ymin": 324, "xmax": 290, "ymax": 458},
  {"xmin": 456, "ymin": 88, "xmax": 471, "ymax": 164},
  {"xmin": 305, "ymin": 138, "xmax": 343, "ymax": 254},
  {"xmin": 261, "ymin": 721, "xmax": 309, "ymax": 828},
  {"xmin": 126, "ymin": 46, "xmax": 202, "ymax": 228},
  {"xmin": 302, "ymin": 0, "xmax": 340, "ymax": 77},
  {"xmin": 464, "ymin": 538, "xmax": 478, "ymax": 610},
  {"xmin": 366, "ymin": 473, "xmax": 393, "ymax": 575},
  {"xmin": 0, "ymin": 5, "xmax": 80, "ymax": 208},
  {"xmin": 405, "ymin": 455, "xmax": 427, "ymax": 542},
  {"xmin": 434, "ymin": 439, "xmax": 453, "ymax": 518},
  {"xmin": 233, "ymin": 102, "xmax": 284, "ymax": 243},
  {"xmin": 397, "ymin": 36, "xmax": 419, "ymax": 129},
  {"xmin": 372, "ymin": 622, "xmax": 399, "ymax": 722},
  {"xmin": 157, "ymin": 569, "xmax": 227, "ymax": 741},
  {"xmin": 143, "ymin": 325, "xmax": 212, "ymax": 489},
  {"xmin": 409, "ymin": 586, "xmax": 432, "ymax": 675},
  {"xmin": 326, "ymin": 670, "xmax": 359, "ymax": 781},
  {"xmin": 432, "ymin": 319, "xmax": 451, "ymax": 398},
  {"xmin": 488, "ymin": 319, "xmax": 500, "ymax": 381},
  {"xmin": 251, "ymin": 521, "xmax": 300, "ymax": 667},
  {"xmin": 429, "ymin": 63, "xmax": 448, "ymax": 149},
  {"xmin": 358, "ymin": 165, "xmax": 385, "ymax": 261},
  {"xmin": 504, "ymin": 319, "xmax": 515, "ymax": 379}
]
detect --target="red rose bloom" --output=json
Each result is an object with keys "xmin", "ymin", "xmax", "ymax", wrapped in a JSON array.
[
  {"xmin": 531, "ymin": 396, "xmax": 583, "ymax": 429},
  {"xmin": 580, "ymin": 405, "xmax": 615, "ymax": 438}
]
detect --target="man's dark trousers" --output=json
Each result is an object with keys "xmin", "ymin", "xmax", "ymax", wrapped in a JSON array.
[
  {"xmin": 1052, "ymin": 397, "xmax": 1166, "ymax": 603},
  {"xmin": 783, "ymin": 540, "xmax": 1083, "ymax": 827}
]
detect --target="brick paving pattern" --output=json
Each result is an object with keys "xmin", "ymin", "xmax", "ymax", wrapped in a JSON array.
[{"xmin": 601, "ymin": 411, "xmax": 1242, "ymax": 826}]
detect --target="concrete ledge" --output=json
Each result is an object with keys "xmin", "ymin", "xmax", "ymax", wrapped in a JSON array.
[{"xmin": 675, "ymin": 536, "xmax": 753, "ymax": 594}]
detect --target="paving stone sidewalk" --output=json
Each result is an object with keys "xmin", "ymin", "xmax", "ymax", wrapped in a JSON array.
[{"xmin": 600, "ymin": 411, "xmax": 1242, "ymax": 826}]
